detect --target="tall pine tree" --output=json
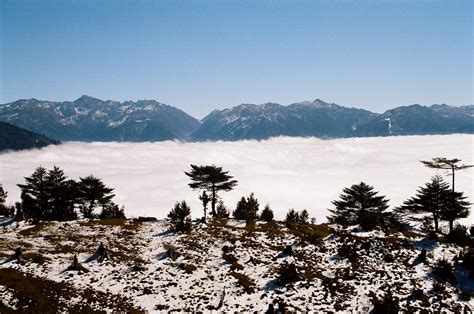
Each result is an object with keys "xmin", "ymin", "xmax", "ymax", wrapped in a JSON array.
[
  {"xmin": 328, "ymin": 182, "xmax": 389, "ymax": 230},
  {"xmin": 396, "ymin": 175, "xmax": 470, "ymax": 234},
  {"xmin": 78, "ymin": 175, "xmax": 115, "ymax": 218}
]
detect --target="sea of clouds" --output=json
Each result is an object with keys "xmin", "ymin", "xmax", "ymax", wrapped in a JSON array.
[{"xmin": 0, "ymin": 134, "xmax": 472, "ymax": 224}]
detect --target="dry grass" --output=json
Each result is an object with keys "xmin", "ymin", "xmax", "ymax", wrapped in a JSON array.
[
  {"xmin": 18, "ymin": 222, "xmax": 53, "ymax": 237},
  {"xmin": 0, "ymin": 268, "xmax": 144, "ymax": 313},
  {"xmin": 79, "ymin": 218, "xmax": 142, "ymax": 231}
]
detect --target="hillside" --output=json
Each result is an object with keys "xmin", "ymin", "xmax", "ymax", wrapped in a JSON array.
[
  {"xmin": 0, "ymin": 122, "xmax": 59, "ymax": 152},
  {"xmin": 0, "ymin": 218, "xmax": 472, "ymax": 312}
]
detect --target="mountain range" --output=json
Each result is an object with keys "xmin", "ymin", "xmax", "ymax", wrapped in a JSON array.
[{"xmin": 0, "ymin": 96, "xmax": 472, "ymax": 144}]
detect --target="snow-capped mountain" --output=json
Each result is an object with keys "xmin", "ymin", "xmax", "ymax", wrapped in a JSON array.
[
  {"xmin": 190, "ymin": 100, "xmax": 474, "ymax": 141},
  {"xmin": 1, "ymin": 96, "xmax": 472, "ymax": 142},
  {"xmin": 0, "ymin": 96, "xmax": 201, "ymax": 142},
  {"xmin": 356, "ymin": 104, "xmax": 474, "ymax": 136},
  {"xmin": 190, "ymin": 99, "xmax": 377, "ymax": 141}
]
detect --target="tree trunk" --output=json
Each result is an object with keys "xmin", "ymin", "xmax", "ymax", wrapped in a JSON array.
[
  {"xmin": 451, "ymin": 166, "xmax": 455, "ymax": 193},
  {"xmin": 449, "ymin": 219, "xmax": 454, "ymax": 235},
  {"xmin": 433, "ymin": 214, "xmax": 439, "ymax": 233},
  {"xmin": 211, "ymin": 184, "xmax": 216, "ymax": 216}
]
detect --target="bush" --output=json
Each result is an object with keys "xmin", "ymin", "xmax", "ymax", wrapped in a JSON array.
[
  {"xmin": 233, "ymin": 193, "xmax": 259, "ymax": 221},
  {"xmin": 285, "ymin": 209, "xmax": 310, "ymax": 228},
  {"xmin": 285, "ymin": 209, "xmax": 299, "ymax": 226},
  {"xmin": 278, "ymin": 263, "xmax": 301, "ymax": 285},
  {"xmin": 99, "ymin": 202, "xmax": 126, "ymax": 219},
  {"xmin": 462, "ymin": 249, "xmax": 474, "ymax": 277},
  {"xmin": 215, "ymin": 200, "xmax": 230, "ymax": 219},
  {"xmin": 432, "ymin": 258, "xmax": 456, "ymax": 285},
  {"xmin": 259, "ymin": 204, "xmax": 274, "ymax": 222},
  {"xmin": 0, "ymin": 204, "xmax": 14, "ymax": 216},
  {"xmin": 447, "ymin": 224, "xmax": 470, "ymax": 247},
  {"xmin": 371, "ymin": 291, "xmax": 399, "ymax": 314},
  {"xmin": 168, "ymin": 201, "xmax": 192, "ymax": 232},
  {"xmin": 299, "ymin": 209, "xmax": 309, "ymax": 224}
]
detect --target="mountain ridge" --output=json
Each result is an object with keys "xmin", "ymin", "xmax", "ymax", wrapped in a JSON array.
[{"xmin": 1, "ymin": 96, "xmax": 472, "ymax": 142}]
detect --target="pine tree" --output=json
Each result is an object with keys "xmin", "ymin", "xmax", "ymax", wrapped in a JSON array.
[
  {"xmin": 420, "ymin": 158, "xmax": 472, "ymax": 234},
  {"xmin": 285, "ymin": 209, "xmax": 299, "ymax": 225},
  {"xmin": 233, "ymin": 193, "xmax": 259, "ymax": 221},
  {"xmin": 260, "ymin": 204, "xmax": 274, "ymax": 222},
  {"xmin": 17, "ymin": 166, "xmax": 49, "ymax": 221},
  {"xmin": 298, "ymin": 209, "xmax": 309, "ymax": 224},
  {"xmin": 168, "ymin": 200, "xmax": 192, "ymax": 232},
  {"xmin": 45, "ymin": 166, "xmax": 78, "ymax": 221},
  {"xmin": 0, "ymin": 184, "xmax": 12, "ymax": 216},
  {"xmin": 78, "ymin": 175, "xmax": 115, "ymax": 218},
  {"xmin": 0, "ymin": 184, "xmax": 7, "ymax": 204},
  {"xmin": 328, "ymin": 182, "xmax": 389, "ymax": 230},
  {"xmin": 396, "ymin": 175, "xmax": 470, "ymax": 234},
  {"xmin": 185, "ymin": 164, "xmax": 238, "ymax": 216}
]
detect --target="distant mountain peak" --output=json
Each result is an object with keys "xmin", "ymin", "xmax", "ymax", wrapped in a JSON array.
[{"xmin": 75, "ymin": 95, "xmax": 101, "ymax": 103}]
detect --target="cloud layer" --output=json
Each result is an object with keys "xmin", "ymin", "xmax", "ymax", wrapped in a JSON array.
[{"xmin": 0, "ymin": 135, "xmax": 472, "ymax": 224}]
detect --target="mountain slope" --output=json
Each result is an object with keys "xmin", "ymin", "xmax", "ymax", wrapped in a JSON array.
[
  {"xmin": 0, "ymin": 219, "xmax": 471, "ymax": 312},
  {"xmin": 0, "ymin": 122, "xmax": 59, "ymax": 151},
  {"xmin": 0, "ymin": 96, "xmax": 201, "ymax": 142},
  {"xmin": 191, "ymin": 99, "xmax": 377, "ymax": 141},
  {"xmin": 1, "ymin": 96, "xmax": 472, "ymax": 142},
  {"xmin": 192, "ymin": 101, "xmax": 474, "ymax": 141},
  {"xmin": 355, "ymin": 104, "xmax": 474, "ymax": 136}
]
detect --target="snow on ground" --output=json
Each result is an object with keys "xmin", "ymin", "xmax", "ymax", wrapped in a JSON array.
[
  {"xmin": 0, "ymin": 218, "xmax": 472, "ymax": 312},
  {"xmin": 0, "ymin": 135, "xmax": 472, "ymax": 223}
]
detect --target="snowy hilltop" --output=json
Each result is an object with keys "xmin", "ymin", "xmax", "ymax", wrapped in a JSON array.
[{"xmin": 0, "ymin": 217, "xmax": 473, "ymax": 312}]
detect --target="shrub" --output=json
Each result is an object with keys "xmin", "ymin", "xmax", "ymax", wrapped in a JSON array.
[
  {"xmin": 285, "ymin": 209, "xmax": 299, "ymax": 226},
  {"xmin": 99, "ymin": 202, "xmax": 126, "ymax": 219},
  {"xmin": 459, "ymin": 289, "xmax": 473, "ymax": 301},
  {"xmin": 259, "ymin": 204, "xmax": 274, "ymax": 222},
  {"xmin": 233, "ymin": 193, "xmax": 259, "ymax": 221},
  {"xmin": 447, "ymin": 224, "xmax": 470, "ymax": 247},
  {"xmin": 168, "ymin": 201, "xmax": 192, "ymax": 233},
  {"xmin": 285, "ymin": 209, "xmax": 310, "ymax": 228},
  {"xmin": 338, "ymin": 243, "xmax": 358, "ymax": 263},
  {"xmin": 0, "ymin": 204, "xmax": 14, "ymax": 216},
  {"xmin": 299, "ymin": 209, "xmax": 309, "ymax": 224},
  {"xmin": 215, "ymin": 200, "xmax": 230, "ymax": 219},
  {"xmin": 418, "ymin": 249, "xmax": 427, "ymax": 263},
  {"xmin": 371, "ymin": 291, "xmax": 399, "ymax": 314},
  {"xmin": 462, "ymin": 249, "xmax": 474, "ymax": 277},
  {"xmin": 432, "ymin": 258, "xmax": 456, "ymax": 285},
  {"xmin": 278, "ymin": 263, "xmax": 301, "ymax": 285}
]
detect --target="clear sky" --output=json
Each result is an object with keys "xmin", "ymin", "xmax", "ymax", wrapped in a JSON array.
[{"xmin": 1, "ymin": 0, "xmax": 472, "ymax": 118}]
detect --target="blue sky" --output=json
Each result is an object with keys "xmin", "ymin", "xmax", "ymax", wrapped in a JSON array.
[{"xmin": 1, "ymin": 0, "xmax": 472, "ymax": 117}]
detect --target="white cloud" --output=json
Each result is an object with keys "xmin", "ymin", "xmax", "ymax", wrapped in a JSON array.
[{"xmin": 0, "ymin": 135, "xmax": 472, "ymax": 225}]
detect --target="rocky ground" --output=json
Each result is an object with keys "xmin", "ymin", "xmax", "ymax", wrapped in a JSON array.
[{"xmin": 0, "ymin": 217, "xmax": 472, "ymax": 313}]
